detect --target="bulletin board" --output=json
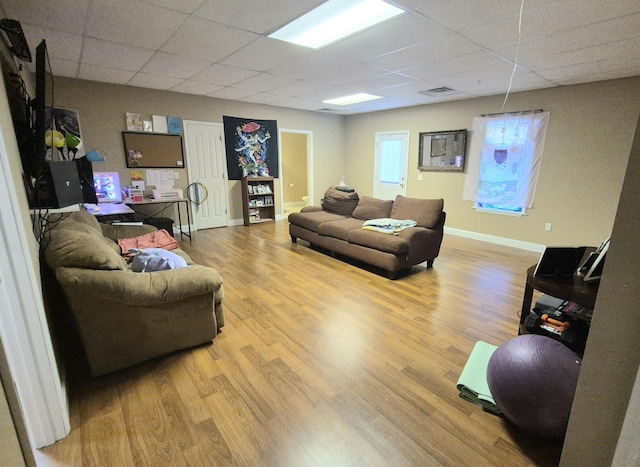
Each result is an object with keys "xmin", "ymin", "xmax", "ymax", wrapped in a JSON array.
[{"xmin": 122, "ymin": 131, "xmax": 185, "ymax": 168}]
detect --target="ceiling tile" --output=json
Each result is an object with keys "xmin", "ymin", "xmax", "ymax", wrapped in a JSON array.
[
  {"xmin": 8, "ymin": 0, "xmax": 640, "ymax": 115},
  {"xmin": 160, "ymin": 16, "xmax": 259, "ymax": 62},
  {"xmin": 170, "ymin": 80, "xmax": 224, "ymax": 95},
  {"xmin": 79, "ymin": 63, "xmax": 136, "ymax": 84},
  {"xmin": 82, "ymin": 38, "xmax": 154, "ymax": 72},
  {"xmin": 141, "ymin": 52, "xmax": 212, "ymax": 79},
  {"xmin": 367, "ymin": 33, "xmax": 483, "ymax": 71},
  {"xmin": 21, "ymin": 24, "xmax": 83, "ymax": 62},
  {"xmin": 207, "ymin": 87, "xmax": 257, "ymax": 100},
  {"xmin": 87, "ymin": 0, "xmax": 187, "ymax": 50},
  {"xmin": 267, "ymin": 52, "xmax": 357, "ymax": 80},
  {"xmin": 143, "ymin": 0, "xmax": 202, "ymax": 14},
  {"xmin": 190, "ymin": 64, "xmax": 260, "ymax": 87},
  {"xmin": 401, "ymin": 50, "xmax": 512, "ymax": 81},
  {"xmin": 220, "ymin": 37, "xmax": 308, "ymax": 72},
  {"xmin": 241, "ymin": 92, "xmax": 284, "ymax": 105},
  {"xmin": 0, "ymin": 0, "xmax": 90, "ymax": 32},
  {"xmin": 519, "ymin": 37, "xmax": 640, "ymax": 71},
  {"xmin": 194, "ymin": 0, "xmax": 324, "ymax": 34},
  {"xmin": 416, "ymin": 0, "xmax": 556, "ymax": 32},
  {"xmin": 233, "ymin": 72, "xmax": 299, "ymax": 93},
  {"xmin": 49, "ymin": 58, "xmax": 79, "ymax": 78},
  {"xmin": 314, "ymin": 62, "xmax": 388, "ymax": 87},
  {"xmin": 322, "ymin": 12, "xmax": 450, "ymax": 61},
  {"xmin": 127, "ymin": 72, "xmax": 183, "ymax": 90}
]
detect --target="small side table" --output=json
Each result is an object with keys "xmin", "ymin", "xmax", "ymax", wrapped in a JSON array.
[{"xmin": 519, "ymin": 264, "xmax": 599, "ymax": 354}]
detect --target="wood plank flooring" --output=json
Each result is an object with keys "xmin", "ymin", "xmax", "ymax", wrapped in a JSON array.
[{"xmin": 35, "ymin": 221, "xmax": 563, "ymax": 466}]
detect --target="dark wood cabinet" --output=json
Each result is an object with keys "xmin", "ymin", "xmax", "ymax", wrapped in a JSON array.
[{"xmin": 241, "ymin": 176, "xmax": 275, "ymax": 226}]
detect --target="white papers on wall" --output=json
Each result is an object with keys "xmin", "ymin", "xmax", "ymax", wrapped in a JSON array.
[
  {"xmin": 152, "ymin": 115, "xmax": 168, "ymax": 133},
  {"xmin": 146, "ymin": 169, "xmax": 174, "ymax": 188}
]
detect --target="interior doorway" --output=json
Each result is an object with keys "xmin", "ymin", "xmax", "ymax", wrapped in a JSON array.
[{"xmin": 279, "ymin": 129, "xmax": 313, "ymax": 216}]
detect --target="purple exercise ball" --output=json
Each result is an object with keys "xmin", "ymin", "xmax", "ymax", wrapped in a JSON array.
[{"xmin": 487, "ymin": 334, "xmax": 582, "ymax": 440}]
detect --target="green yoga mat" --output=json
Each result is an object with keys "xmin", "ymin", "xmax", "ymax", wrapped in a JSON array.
[{"xmin": 456, "ymin": 341, "xmax": 502, "ymax": 415}]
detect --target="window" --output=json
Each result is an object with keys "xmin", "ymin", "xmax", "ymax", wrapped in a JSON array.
[{"xmin": 463, "ymin": 112, "xmax": 550, "ymax": 216}]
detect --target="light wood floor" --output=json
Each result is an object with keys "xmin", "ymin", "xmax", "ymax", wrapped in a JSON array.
[{"xmin": 36, "ymin": 221, "xmax": 563, "ymax": 466}]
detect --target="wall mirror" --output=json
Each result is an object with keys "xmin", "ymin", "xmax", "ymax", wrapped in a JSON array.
[{"xmin": 418, "ymin": 129, "xmax": 468, "ymax": 172}]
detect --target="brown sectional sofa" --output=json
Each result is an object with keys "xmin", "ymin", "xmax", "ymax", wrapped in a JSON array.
[
  {"xmin": 288, "ymin": 189, "xmax": 445, "ymax": 279},
  {"xmin": 43, "ymin": 208, "xmax": 224, "ymax": 376}
]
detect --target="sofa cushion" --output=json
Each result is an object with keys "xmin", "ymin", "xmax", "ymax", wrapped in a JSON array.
[
  {"xmin": 288, "ymin": 210, "xmax": 348, "ymax": 233},
  {"xmin": 321, "ymin": 187, "xmax": 360, "ymax": 215},
  {"xmin": 318, "ymin": 218, "xmax": 364, "ymax": 241},
  {"xmin": 390, "ymin": 195, "xmax": 444, "ymax": 229},
  {"xmin": 352, "ymin": 196, "xmax": 393, "ymax": 221},
  {"xmin": 347, "ymin": 229, "xmax": 409, "ymax": 255}
]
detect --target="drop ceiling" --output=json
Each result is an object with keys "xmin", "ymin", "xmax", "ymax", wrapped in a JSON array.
[{"xmin": 1, "ymin": 0, "xmax": 639, "ymax": 115}]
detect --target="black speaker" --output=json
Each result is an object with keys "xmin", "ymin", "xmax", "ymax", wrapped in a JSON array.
[
  {"xmin": 33, "ymin": 161, "xmax": 84, "ymax": 208},
  {"xmin": 75, "ymin": 157, "xmax": 98, "ymax": 204}
]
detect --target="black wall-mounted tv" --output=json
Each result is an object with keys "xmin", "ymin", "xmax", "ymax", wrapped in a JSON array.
[{"xmin": 31, "ymin": 39, "xmax": 54, "ymax": 179}]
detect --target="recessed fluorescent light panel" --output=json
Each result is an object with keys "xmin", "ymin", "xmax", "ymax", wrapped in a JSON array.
[
  {"xmin": 323, "ymin": 93, "xmax": 382, "ymax": 106},
  {"xmin": 269, "ymin": 0, "xmax": 405, "ymax": 49}
]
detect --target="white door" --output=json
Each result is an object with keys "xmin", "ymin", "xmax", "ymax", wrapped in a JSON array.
[
  {"xmin": 374, "ymin": 131, "xmax": 409, "ymax": 200},
  {"xmin": 184, "ymin": 120, "xmax": 228, "ymax": 229}
]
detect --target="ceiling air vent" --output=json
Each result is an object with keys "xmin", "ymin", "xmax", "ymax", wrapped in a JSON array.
[{"xmin": 419, "ymin": 86, "xmax": 459, "ymax": 97}]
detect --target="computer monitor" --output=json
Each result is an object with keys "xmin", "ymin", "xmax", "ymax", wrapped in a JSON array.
[{"xmin": 93, "ymin": 172, "xmax": 123, "ymax": 203}]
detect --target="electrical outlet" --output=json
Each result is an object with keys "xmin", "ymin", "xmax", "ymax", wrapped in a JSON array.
[
  {"xmin": 174, "ymin": 171, "xmax": 179, "ymax": 179},
  {"xmin": 545, "ymin": 223, "xmax": 552, "ymax": 231},
  {"xmin": 417, "ymin": 174, "xmax": 423, "ymax": 181}
]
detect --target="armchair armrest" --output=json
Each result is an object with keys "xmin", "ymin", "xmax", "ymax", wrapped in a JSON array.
[{"xmin": 55, "ymin": 265, "xmax": 223, "ymax": 306}]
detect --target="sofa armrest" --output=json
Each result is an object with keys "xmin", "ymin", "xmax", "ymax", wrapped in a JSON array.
[
  {"xmin": 398, "ymin": 226, "xmax": 444, "ymax": 263},
  {"xmin": 100, "ymin": 223, "xmax": 157, "ymax": 241},
  {"xmin": 300, "ymin": 205, "xmax": 323, "ymax": 213},
  {"xmin": 55, "ymin": 264, "xmax": 223, "ymax": 305}
]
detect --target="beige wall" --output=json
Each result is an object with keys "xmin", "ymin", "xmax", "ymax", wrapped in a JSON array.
[
  {"xmin": 281, "ymin": 132, "xmax": 308, "ymax": 203},
  {"xmin": 344, "ymin": 77, "xmax": 640, "ymax": 246},
  {"xmin": 53, "ymin": 78, "xmax": 345, "ymax": 221},
  {"xmin": 560, "ymin": 115, "xmax": 640, "ymax": 466},
  {"xmin": 53, "ymin": 76, "xmax": 640, "ymax": 245}
]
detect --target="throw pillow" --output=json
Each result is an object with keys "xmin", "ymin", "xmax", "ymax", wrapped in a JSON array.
[
  {"xmin": 129, "ymin": 248, "xmax": 188, "ymax": 272},
  {"xmin": 390, "ymin": 195, "xmax": 444, "ymax": 229},
  {"xmin": 352, "ymin": 196, "xmax": 393, "ymax": 220},
  {"xmin": 321, "ymin": 186, "xmax": 359, "ymax": 215}
]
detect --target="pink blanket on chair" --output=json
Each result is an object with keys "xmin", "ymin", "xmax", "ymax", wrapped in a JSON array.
[{"xmin": 118, "ymin": 229, "xmax": 179, "ymax": 258}]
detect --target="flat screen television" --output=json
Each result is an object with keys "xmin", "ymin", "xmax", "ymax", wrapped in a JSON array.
[
  {"xmin": 32, "ymin": 39, "xmax": 54, "ymax": 179},
  {"xmin": 93, "ymin": 172, "xmax": 123, "ymax": 203}
]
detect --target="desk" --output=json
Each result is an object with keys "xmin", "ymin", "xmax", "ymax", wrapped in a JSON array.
[
  {"xmin": 84, "ymin": 203, "xmax": 135, "ymax": 216},
  {"xmin": 126, "ymin": 199, "xmax": 191, "ymax": 241}
]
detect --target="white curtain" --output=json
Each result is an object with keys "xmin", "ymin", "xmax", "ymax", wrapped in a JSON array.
[{"xmin": 464, "ymin": 112, "xmax": 550, "ymax": 213}]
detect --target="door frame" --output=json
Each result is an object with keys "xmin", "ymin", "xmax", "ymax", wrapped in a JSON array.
[
  {"xmin": 278, "ymin": 128, "xmax": 314, "ymax": 218},
  {"xmin": 183, "ymin": 120, "xmax": 230, "ymax": 230},
  {"xmin": 0, "ymin": 96, "xmax": 70, "ymax": 451}
]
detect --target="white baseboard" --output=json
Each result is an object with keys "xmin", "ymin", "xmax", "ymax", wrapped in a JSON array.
[{"xmin": 445, "ymin": 226, "xmax": 545, "ymax": 253}]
